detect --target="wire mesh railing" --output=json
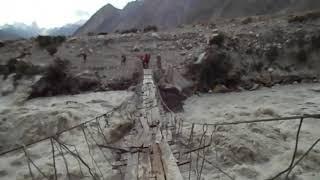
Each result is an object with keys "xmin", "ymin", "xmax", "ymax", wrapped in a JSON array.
[
  {"xmin": 155, "ymin": 83, "xmax": 320, "ymax": 180},
  {"xmin": 0, "ymin": 106, "xmax": 129, "ymax": 180}
]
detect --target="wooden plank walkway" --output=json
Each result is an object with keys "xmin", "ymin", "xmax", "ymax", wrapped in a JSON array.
[{"xmin": 125, "ymin": 69, "xmax": 183, "ymax": 180}]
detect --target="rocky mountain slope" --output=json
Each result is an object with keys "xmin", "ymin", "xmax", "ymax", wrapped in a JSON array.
[{"xmin": 75, "ymin": 0, "xmax": 320, "ymax": 35}]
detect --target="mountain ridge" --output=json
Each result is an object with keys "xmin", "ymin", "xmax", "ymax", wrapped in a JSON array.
[{"xmin": 75, "ymin": 0, "xmax": 320, "ymax": 35}]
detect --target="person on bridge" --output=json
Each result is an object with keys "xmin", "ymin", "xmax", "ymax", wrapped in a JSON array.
[
  {"xmin": 138, "ymin": 53, "xmax": 151, "ymax": 69},
  {"xmin": 80, "ymin": 53, "xmax": 87, "ymax": 63},
  {"xmin": 144, "ymin": 53, "xmax": 151, "ymax": 69},
  {"xmin": 121, "ymin": 54, "xmax": 127, "ymax": 66},
  {"xmin": 156, "ymin": 55, "xmax": 162, "ymax": 71}
]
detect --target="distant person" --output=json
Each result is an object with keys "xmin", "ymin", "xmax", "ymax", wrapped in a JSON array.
[
  {"xmin": 121, "ymin": 54, "xmax": 127, "ymax": 65},
  {"xmin": 144, "ymin": 53, "xmax": 151, "ymax": 69},
  {"xmin": 79, "ymin": 52, "xmax": 87, "ymax": 63},
  {"xmin": 137, "ymin": 54, "xmax": 145, "ymax": 68},
  {"xmin": 156, "ymin": 55, "xmax": 162, "ymax": 70}
]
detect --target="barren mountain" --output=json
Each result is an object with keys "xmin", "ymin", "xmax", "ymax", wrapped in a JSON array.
[{"xmin": 75, "ymin": 0, "xmax": 320, "ymax": 35}]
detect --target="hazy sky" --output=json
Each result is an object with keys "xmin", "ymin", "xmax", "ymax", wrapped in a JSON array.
[{"xmin": 0, "ymin": 0, "xmax": 133, "ymax": 28}]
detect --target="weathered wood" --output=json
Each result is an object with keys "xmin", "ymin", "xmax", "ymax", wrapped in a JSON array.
[
  {"xmin": 160, "ymin": 142, "xmax": 184, "ymax": 180},
  {"xmin": 138, "ymin": 151, "xmax": 152, "ymax": 180},
  {"xmin": 125, "ymin": 69, "xmax": 183, "ymax": 180},
  {"xmin": 125, "ymin": 153, "xmax": 139, "ymax": 180},
  {"xmin": 151, "ymin": 144, "xmax": 166, "ymax": 180},
  {"xmin": 164, "ymin": 129, "xmax": 173, "ymax": 144}
]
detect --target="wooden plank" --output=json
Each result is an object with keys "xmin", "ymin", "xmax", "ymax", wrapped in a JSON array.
[
  {"xmin": 138, "ymin": 151, "xmax": 152, "ymax": 180},
  {"xmin": 139, "ymin": 113, "xmax": 150, "ymax": 131},
  {"xmin": 150, "ymin": 144, "xmax": 166, "ymax": 180},
  {"xmin": 124, "ymin": 69, "xmax": 183, "ymax": 180},
  {"xmin": 125, "ymin": 153, "xmax": 139, "ymax": 180},
  {"xmin": 164, "ymin": 129, "xmax": 173, "ymax": 144},
  {"xmin": 151, "ymin": 107, "xmax": 161, "ymax": 125},
  {"xmin": 159, "ymin": 142, "xmax": 184, "ymax": 180}
]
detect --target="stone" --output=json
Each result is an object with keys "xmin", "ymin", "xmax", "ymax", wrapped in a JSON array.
[
  {"xmin": 132, "ymin": 45, "xmax": 140, "ymax": 52},
  {"xmin": 151, "ymin": 32, "xmax": 161, "ymax": 39},
  {"xmin": 180, "ymin": 52, "xmax": 186, "ymax": 56},
  {"xmin": 195, "ymin": 52, "xmax": 207, "ymax": 64},
  {"xmin": 208, "ymin": 33, "xmax": 224, "ymax": 46},
  {"xmin": 185, "ymin": 44, "xmax": 193, "ymax": 50},
  {"xmin": 212, "ymin": 29, "xmax": 219, "ymax": 33},
  {"xmin": 249, "ymin": 83, "xmax": 260, "ymax": 91},
  {"xmin": 241, "ymin": 17, "xmax": 253, "ymax": 24},
  {"xmin": 268, "ymin": 68, "xmax": 274, "ymax": 73},
  {"xmin": 212, "ymin": 84, "xmax": 231, "ymax": 93}
]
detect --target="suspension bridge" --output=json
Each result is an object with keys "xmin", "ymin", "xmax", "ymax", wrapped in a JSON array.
[{"xmin": 0, "ymin": 68, "xmax": 320, "ymax": 180}]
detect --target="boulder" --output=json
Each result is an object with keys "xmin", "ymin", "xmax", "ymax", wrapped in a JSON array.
[
  {"xmin": 158, "ymin": 65, "xmax": 193, "ymax": 112},
  {"xmin": 241, "ymin": 17, "xmax": 253, "ymax": 24},
  {"xmin": 151, "ymin": 32, "xmax": 161, "ymax": 39},
  {"xmin": 159, "ymin": 86, "xmax": 186, "ymax": 112},
  {"xmin": 212, "ymin": 84, "xmax": 231, "ymax": 93},
  {"xmin": 208, "ymin": 33, "xmax": 225, "ymax": 46},
  {"xmin": 29, "ymin": 58, "xmax": 101, "ymax": 98}
]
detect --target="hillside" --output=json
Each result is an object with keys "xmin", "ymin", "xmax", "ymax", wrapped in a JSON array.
[
  {"xmin": 75, "ymin": 0, "xmax": 320, "ymax": 35},
  {"xmin": 0, "ymin": 30, "xmax": 21, "ymax": 40}
]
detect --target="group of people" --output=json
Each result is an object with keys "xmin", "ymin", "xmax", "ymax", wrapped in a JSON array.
[
  {"xmin": 138, "ymin": 53, "xmax": 151, "ymax": 69},
  {"xmin": 78, "ymin": 49, "xmax": 159, "ymax": 70},
  {"xmin": 121, "ymin": 53, "xmax": 162, "ymax": 69}
]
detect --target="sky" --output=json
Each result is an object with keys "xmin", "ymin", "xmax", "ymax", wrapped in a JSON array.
[{"xmin": 0, "ymin": 0, "xmax": 133, "ymax": 28}]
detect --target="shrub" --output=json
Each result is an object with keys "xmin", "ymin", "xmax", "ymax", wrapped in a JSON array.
[
  {"xmin": 98, "ymin": 32, "xmax": 108, "ymax": 35},
  {"xmin": 46, "ymin": 46, "xmax": 58, "ymax": 56},
  {"xmin": 251, "ymin": 61, "xmax": 264, "ymax": 72},
  {"xmin": 0, "ymin": 58, "xmax": 43, "ymax": 79},
  {"xmin": 265, "ymin": 46, "xmax": 278, "ymax": 62},
  {"xmin": 143, "ymin": 25, "xmax": 158, "ymax": 33},
  {"xmin": 241, "ymin": 17, "xmax": 253, "ymax": 24},
  {"xmin": 120, "ymin": 28, "xmax": 139, "ymax": 34},
  {"xmin": 296, "ymin": 49, "xmax": 308, "ymax": 62},
  {"xmin": 194, "ymin": 50, "xmax": 236, "ymax": 91},
  {"xmin": 288, "ymin": 10, "xmax": 320, "ymax": 23},
  {"xmin": 312, "ymin": 35, "xmax": 320, "ymax": 49},
  {"xmin": 45, "ymin": 58, "xmax": 70, "ymax": 82},
  {"xmin": 36, "ymin": 35, "xmax": 65, "ymax": 56},
  {"xmin": 208, "ymin": 33, "xmax": 225, "ymax": 47}
]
